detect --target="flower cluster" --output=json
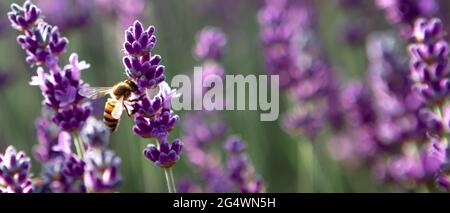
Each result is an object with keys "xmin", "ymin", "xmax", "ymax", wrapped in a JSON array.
[
  {"xmin": 259, "ymin": 1, "xmax": 338, "ymax": 139},
  {"xmin": 406, "ymin": 17, "xmax": 450, "ymax": 190},
  {"xmin": 225, "ymin": 137, "xmax": 264, "ymax": 193},
  {"xmin": 0, "ymin": 146, "xmax": 33, "ymax": 193},
  {"xmin": 94, "ymin": 0, "xmax": 146, "ymax": 28},
  {"xmin": 34, "ymin": 115, "xmax": 86, "ymax": 193},
  {"xmin": 408, "ymin": 18, "xmax": 450, "ymax": 103},
  {"xmin": 35, "ymin": 0, "xmax": 92, "ymax": 32},
  {"xmin": 81, "ymin": 118, "xmax": 122, "ymax": 192},
  {"xmin": 122, "ymin": 21, "xmax": 164, "ymax": 90},
  {"xmin": 120, "ymin": 21, "xmax": 182, "ymax": 169},
  {"xmin": 194, "ymin": 27, "xmax": 227, "ymax": 61},
  {"xmin": 9, "ymin": 1, "xmax": 92, "ymax": 132},
  {"xmin": 258, "ymin": 0, "xmax": 307, "ymax": 88},
  {"xmin": 376, "ymin": 0, "xmax": 437, "ymax": 25},
  {"xmin": 376, "ymin": 0, "xmax": 438, "ymax": 37}
]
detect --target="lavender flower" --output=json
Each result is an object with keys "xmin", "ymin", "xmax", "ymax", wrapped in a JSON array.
[
  {"xmin": 40, "ymin": 157, "xmax": 85, "ymax": 193},
  {"xmin": 122, "ymin": 21, "xmax": 165, "ymax": 90},
  {"xmin": 408, "ymin": 18, "xmax": 450, "ymax": 102},
  {"xmin": 0, "ymin": 146, "xmax": 33, "ymax": 193},
  {"xmin": 33, "ymin": 117, "xmax": 65, "ymax": 162},
  {"xmin": 376, "ymin": 0, "xmax": 437, "ymax": 25},
  {"xmin": 35, "ymin": 0, "xmax": 91, "ymax": 31},
  {"xmin": 8, "ymin": 1, "xmax": 41, "ymax": 31},
  {"xmin": 258, "ymin": 0, "xmax": 307, "ymax": 88},
  {"xmin": 10, "ymin": 1, "xmax": 92, "ymax": 133},
  {"xmin": 225, "ymin": 137, "xmax": 264, "ymax": 193},
  {"xmin": 194, "ymin": 27, "xmax": 227, "ymax": 61},
  {"xmin": 80, "ymin": 117, "xmax": 110, "ymax": 149},
  {"xmin": 132, "ymin": 82, "xmax": 179, "ymax": 139},
  {"xmin": 84, "ymin": 150, "xmax": 122, "ymax": 192},
  {"xmin": 183, "ymin": 112, "xmax": 227, "ymax": 148},
  {"xmin": 94, "ymin": 0, "xmax": 146, "ymax": 28},
  {"xmin": 144, "ymin": 139, "xmax": 183, "ymax": 168}
]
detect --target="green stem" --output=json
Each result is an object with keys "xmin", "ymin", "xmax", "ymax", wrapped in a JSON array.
[
  {"xmin": 72, "ymin": 131, "xmax": 86, "ymax": 159},
  {"xmin": 164, "ymin": 168, "xmax": 177, "ymax": 193},
  {"xmin": 298, "ymin": 141, "xmax": 314, "ymax": 192},
  {"xmin": 155, "ymin": 139, "xmax": 177, "ymax": 193}
]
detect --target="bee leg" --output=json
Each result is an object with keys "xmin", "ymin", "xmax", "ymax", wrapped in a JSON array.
[
  {"xmin": 123, "ymin": 103, "xmax": 132, "ymax": 117},
  {"xmin": 128, "ymin": 94, "xmax": 145, "ymax": 103}
]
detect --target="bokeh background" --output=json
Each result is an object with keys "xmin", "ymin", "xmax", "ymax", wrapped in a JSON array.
[{"xmin": 1, "ymin": 0, "xmax": 450, "ymax": 193}]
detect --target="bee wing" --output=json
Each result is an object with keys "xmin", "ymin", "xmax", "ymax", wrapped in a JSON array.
[
  {"xmin": 111, "ymin": 97, "xmax": 124, "ymax": 119},
  {"xmin": 79, "ymin": 86, "xmax": 113, "ymax": 100}
]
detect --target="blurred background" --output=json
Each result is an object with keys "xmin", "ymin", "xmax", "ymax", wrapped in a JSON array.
[{"xmin": 1, "ymin": 0, "xmax": 450, "ymax": 192}]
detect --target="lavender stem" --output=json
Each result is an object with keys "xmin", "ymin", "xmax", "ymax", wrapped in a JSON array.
[
  {"xmin": 72, "ymin": 132, "xmax": 85, "ymax": 160},
  {"xmin": 164, "ymin": 168, "xmax": 176, "ymax": 193},
  {"xmin": 298, "ymin": 141, "xmax": 314, "ymax": 192}
]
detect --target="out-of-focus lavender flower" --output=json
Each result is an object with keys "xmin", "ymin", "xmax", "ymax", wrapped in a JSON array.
[
  {"xmin": 144, "ymin": 139, "xmax": 183, "ymax": 168},
  {"xmin": 341, "ymin": 21, "xmax": 368, "ymax": 45},
  {"xmin": 94, "ymin": 0, "xmax": 146, "ymax": 29},
  {"xmin": 84, "ymin": 150, "xmax": 121, "ymax": 192},
  {"xmin": 35, "ymin": 0, "xmax": 91, "ymax": 31},
  {"xmin": 0, "ymin": 71, "xmax": 11, "ymax": 89},
  {"xmin": 176, "ymin": 179, "xmax": 202, "ymax": 193},
  {"xmin": 376, "ymin": 0, "xmax": 437, "ymax": 25},
  {"xmin": 225, "ymin": 137, "xmax": 264, "ymax": 193},
  {"xmin": 283, "ymin": 107, "xmax": 323, "ymax": 139},
  {"xmin": 33, "ymin": 117, "xmax": 73, "ymax": 162},
  {"xmin": 81, "ymin": 117, "xmax": 110, "ymax": 149},
  {"xmin": 0, "ymin": 146, "xmax": 33, "ymax": 193},
  {"xmin": 63, "ymin": 155, "xmax": 85, "ymax": 178},
  {"xmin": 194, "ymin": 27, "xmax": 227, "ymax": 61},
  {"xmin": 183, "ymin": 113, "xmax": 227, "ymax": 148},
  {"xmin": 40, "ymin": 157, "xmax": 85, "ymax": 193},
  {"xmin": 258, "ymin": 0, "xmax": 308, "ymax": 88},
  {"xmin": 367, "ymin": 33, "xmax": 426, "ymax": 147}
]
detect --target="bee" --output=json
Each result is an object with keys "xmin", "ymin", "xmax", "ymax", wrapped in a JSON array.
[{"xmin": 79, "ymin": 78, "xmax": 141, "ymax": 132}]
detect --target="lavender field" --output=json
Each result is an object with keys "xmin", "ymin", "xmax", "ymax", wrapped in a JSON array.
[{"xmin": 0, "ymin": 0, "xmax": 449, "ymax": 193}]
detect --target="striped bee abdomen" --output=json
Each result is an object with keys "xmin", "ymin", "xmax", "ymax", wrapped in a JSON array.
[{"xmin": 103, "ymin": 100, "xmax": 120, "ymax": 132}]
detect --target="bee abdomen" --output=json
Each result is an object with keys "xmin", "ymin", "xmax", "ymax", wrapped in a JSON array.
[{"xmin": 104, "ymin": 100, "xmax": 120, "ymax": 132}]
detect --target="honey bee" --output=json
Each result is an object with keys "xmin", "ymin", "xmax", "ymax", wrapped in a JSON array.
[{"xmin": 79, "ymin": 78, "xmax": 141, "ymax": 132}]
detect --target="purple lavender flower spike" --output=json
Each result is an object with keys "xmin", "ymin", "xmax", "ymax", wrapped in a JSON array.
[
  {"xmin": 377, "ymin": 0, "xmax": 437, "ymax": 24},
  {"xmin": 35, "ymin": 0, "xmax": 92, "ymax": 32},
  {"xmin": 63, "ymin": 155, "xmax": 85, "ymax": 178},
  {"xmin": 225, "ymin": 136, "xmax": 247, "ymax": 154},
  {"xmin": 84, "ymin": 150, "xmax": 122, "ymax": 193},
  {"xmin": 144, "ymin": 139, "xmax": 183, "ymax": 168},
  {"xmin": 33, "ymin": 117, "xmax": 63, "ymax": 162},
  {"xmin": 40, "ymin": 157, "xmax": 85, "ymax": 193},
  {"xmin": 81, "ymin": 117, "xmax": 110, "ymax": 149},
  {"xmin": 420, "ymin": 138, "xmax": 446, "ymax": 177},
  {"xmin": 132, "ymin": 83, "xmax": 179, "ymax": 139},
  {"xmin": 8, "ymin": 1, "xmax": 41, "ymax": 31},
  {"xmin": 0, "ymin": 146, "xmax": 33, "ymax": 193},
  {"xmin": 122, "ymin": 21, "xmax": 164, "ymax": 90},
  {"xmin": 408, "ymin": 18, "xmax": 450, "ymax": 103},
  {"xmin": 52, "ymin": 104, "xmax": 91, "ymax": 132},
  {"xmin": 194, "ymin": 27, "xmax": 227, "ymax": 61},
  {"xmin": 225, "ymin": 136, "xmax": 264, "ymax": 193}
]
